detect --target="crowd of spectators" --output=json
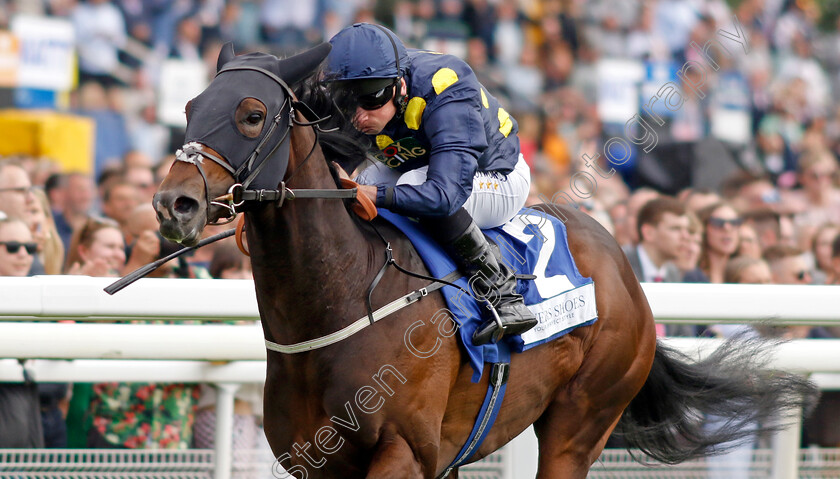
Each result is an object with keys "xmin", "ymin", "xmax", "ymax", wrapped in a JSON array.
[{"xmin": 0, "ymin": 0, "xmax": 840, "ymax": 458}]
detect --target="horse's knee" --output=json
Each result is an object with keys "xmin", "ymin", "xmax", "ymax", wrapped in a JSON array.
[{"xmin": 365, "ymin": 433, "xmax": 424, "ymax": 479}]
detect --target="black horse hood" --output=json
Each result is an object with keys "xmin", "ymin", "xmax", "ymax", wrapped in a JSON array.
[{"xmin": 183, "ymin": 43, "xmax": 331, "ymax": 190}]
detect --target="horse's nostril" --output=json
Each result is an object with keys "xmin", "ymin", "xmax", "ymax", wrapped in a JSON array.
[{"xmin": 173, "ymin": 196, "xmax": 199, "ymax": 216}]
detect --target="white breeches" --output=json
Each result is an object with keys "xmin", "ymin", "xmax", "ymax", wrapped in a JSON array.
[{"xmin": 356, "ymin": 154, "xmax": 531, "ymax": 229}]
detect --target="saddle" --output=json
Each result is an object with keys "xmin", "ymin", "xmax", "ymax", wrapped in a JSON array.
[{"xmin": 376, "ymin": 207, "xmax": 598, "ymax": 381}]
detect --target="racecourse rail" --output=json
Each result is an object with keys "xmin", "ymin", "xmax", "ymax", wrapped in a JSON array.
[{"xmin": 0, "ymin": 275, "xmax": 839, "ymax": 479}]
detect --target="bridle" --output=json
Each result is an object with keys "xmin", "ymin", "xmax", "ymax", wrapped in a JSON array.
[{"xmin": 174, "ymin": 65, "xmax": 357, "ymax": 225}]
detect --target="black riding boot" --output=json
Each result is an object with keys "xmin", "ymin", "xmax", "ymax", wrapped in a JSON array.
[{"xmin": 445, "ymin": 221, "xmax": 537, "ymax": 345}]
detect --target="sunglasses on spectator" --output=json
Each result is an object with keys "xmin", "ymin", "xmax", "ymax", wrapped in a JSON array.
[
  {"xmin": 808, "ymin": 170, "xmax": 835, "ymax": 180},
  {"xmin": 0, "ymin": 186, "xmax": 34, "ymax": 194},
  {"xmin": 357, "ymin": 81, "xmax": 398, "ymax": 110},
  {"xmin": 0, "ymin": 241, "xmax": 37, "ymax": 255},
  {"xmin": 708, "ymin": 217, "xmax": 743, "ymax": 228}
]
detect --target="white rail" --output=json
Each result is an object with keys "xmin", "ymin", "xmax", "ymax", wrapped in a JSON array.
[
  {"xmin": 0, "ymin": 277, "xmax": 839, "ymax": 479},
  {"xmin": 1, "ymin": 275, "xmax": 839, "ymax": 325}
]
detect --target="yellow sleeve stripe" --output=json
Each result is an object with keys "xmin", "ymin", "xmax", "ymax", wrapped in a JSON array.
[
  {"xmin": 480, "ymin": 89, "xmax": 489, "ymax": 109},
  {"xmin": 432, "ymin": 68, "xmax": 459, "ymax": 95},
  {"xmin": 405, "ymin": 97, "xmax": 426, "ymax": 130},
  {"xmin": 498, "ymin": 108, "xmax": 513, "ymax": 137}
]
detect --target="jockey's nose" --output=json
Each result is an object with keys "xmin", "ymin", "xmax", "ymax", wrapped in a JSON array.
[{"xmin": 354, "ymin": 107, "xmax": 369, "ymax": 126}]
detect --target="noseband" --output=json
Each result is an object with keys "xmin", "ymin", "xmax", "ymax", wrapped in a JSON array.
[{"xmin": 175, "ymin": 66, "xmax": 356, "ymax": 225}]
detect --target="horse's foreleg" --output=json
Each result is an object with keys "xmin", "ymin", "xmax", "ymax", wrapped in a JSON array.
[{"xmin": 365, "ymin": 430, "xmax": 424, "ymax": 479}]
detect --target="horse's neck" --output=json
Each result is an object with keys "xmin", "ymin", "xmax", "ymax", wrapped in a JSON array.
[{"xmin": 246, "ymin": 127, "xmax": 378, "ymax": 344}]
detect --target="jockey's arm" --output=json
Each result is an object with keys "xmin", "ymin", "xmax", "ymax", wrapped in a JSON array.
[
  {"xmin": 375, "ymin": 97, "xmax": 486, "ymax": 217},
  {"xmin": 374, "ymin": 148, "xmax": 478, "ymax": 217}
]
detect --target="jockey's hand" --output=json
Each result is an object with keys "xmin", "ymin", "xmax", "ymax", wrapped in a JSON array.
[
  {"xmin": 358, "ymin": 184, "xmax": 377, "ymax": 204},
  {"xmin": 332, "ymin": 161, "xmax": 378, "ymax": 205}
]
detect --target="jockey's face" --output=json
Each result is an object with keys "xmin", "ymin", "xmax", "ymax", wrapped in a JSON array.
[{"xmin": 352, "ymin": 78, "xmax": 406, "ymax": 135}]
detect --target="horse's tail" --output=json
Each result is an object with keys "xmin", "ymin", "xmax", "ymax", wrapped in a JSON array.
[{"xmin": 615, "ymin": 334, "xmax": 819, "ymax": 464}]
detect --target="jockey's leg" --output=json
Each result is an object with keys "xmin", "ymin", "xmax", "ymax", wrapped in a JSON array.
[
  {"xmin": 426, "ymin": 208, "xmax": 536, "ymax": 345},
  {"xmin": 393, "ymin": 154, "xmax": 537, "ymax": 345}
]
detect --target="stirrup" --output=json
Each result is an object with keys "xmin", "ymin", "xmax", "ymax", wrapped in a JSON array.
[{"xmin": 487, "ymin": 302, "xmax": 506, "ymax": 344}]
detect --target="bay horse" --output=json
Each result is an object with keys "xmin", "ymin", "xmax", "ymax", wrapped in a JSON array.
[{"xmin": 153, "ymin": 43, "xmax": 815, "ymax": 478}]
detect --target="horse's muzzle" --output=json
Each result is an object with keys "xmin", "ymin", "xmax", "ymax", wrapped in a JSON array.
[{"xmin": 154, "ymin": 191, "xmax": 204, "ymax": 246}]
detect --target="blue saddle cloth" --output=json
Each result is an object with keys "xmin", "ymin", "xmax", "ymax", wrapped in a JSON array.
[{"xmin": 377, "ymin": 207, "xmax": 597, "ymax": 382}]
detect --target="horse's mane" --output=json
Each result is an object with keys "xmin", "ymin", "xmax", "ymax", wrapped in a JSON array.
[{"xmin": 293, "ymin": 71, "xmax": 374, "ymax": 176}]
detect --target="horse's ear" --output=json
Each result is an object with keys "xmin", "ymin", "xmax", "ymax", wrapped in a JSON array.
[
  {"xmin": 276, "ymin": 42, "xmax": 332, "ymax": 86},
  {"xmin": 217, "ymin": 42, "xmax": 236, "ymax": 73}
]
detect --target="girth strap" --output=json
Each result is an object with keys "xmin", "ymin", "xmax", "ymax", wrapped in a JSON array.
[
  {"xmin": 264, "ymin": 271, "xmax": 462, "ymax": 354},
  {"xmin": 438, "ymin": 342, "xmax": 512, "ymax": 478}
]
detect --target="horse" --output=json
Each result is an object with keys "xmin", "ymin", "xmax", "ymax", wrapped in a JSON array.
[{"xmin": 153, "ymin": 42, "xmax": 816, "ymax": 478}]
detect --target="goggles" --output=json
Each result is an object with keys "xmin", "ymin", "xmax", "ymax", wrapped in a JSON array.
[
  {"xmin": 356, "ymin": 79, "xmax": 398, "ymax": 110},
  {"xmin": 0, "ymin": 241, "xmax": 37, "ymax": 255}
]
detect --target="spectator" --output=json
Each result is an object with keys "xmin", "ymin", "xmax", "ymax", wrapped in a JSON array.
[
  {"xmin": 123, "ymin": 165, "xmax": 157, "ymax": 205},
  {"xmin": 810, "ymin": 223, "xmax": 839, "ymax": 284},
  {"xmin": 763, "ymin": 244, "xmax": 814, "ymax": 340},
  {"xmin": 724, "ymin": 255, "xmax": 774, "ymax": 286},
  {"xmin": 84, "ymin": 382, "xmax": 200, "ymax": 449},
  {"xmin": 622, "ymin": 197, "xmax": 692, "ymax": 336},
  {"xmin": 735, "ymin": 222, "xmax": 763, "ymax": 260},
  {"xmin": 53, "ymin": 172, "xmax": 96, "ymax": 253},
  {"xmin": 0, "ymin": 162, "xmax": 44, "ymax": 274},
  {"xmin": 194, "ymin": 242, "xmax": 261, "ymax": 455},
  {"xmin": 680, "ymin": 187, "xmax": 722, "ymax": 214},
  {"xmin": 828, "ymin": 233, "xmax": 840, "ymax": 286},
  {"xmin": 123, "ymin": 203, "xmax": 182, "ymax": 278},
  {"xmin": 43, "ymin": 173, "xmax": 66, "ymax": 217},
  {"xmin": 0, "ymin": 216, "xmax": 44, "ymax": 447},
  {"xmin": 791, "ymin": 148, "xmax": 840, "ymax": 230},
  {"xmin": 259, "ymin": 0, "xmax": 318, "ymax": 53},
  {"xmin": 28, "ymin": 188, "xmax": 65, "ymax": 275},
  {"xmin": 704, "ymin": 255, "xmax": 769, "ymax": 478},
  {"xmin": 743, "ymin": 208, "xmax": 783, "ymax": 253},
  {"xmin": 209, "ymin": 240, "xmax": 252, "ymax": 279},
  {"xmin": 101, "ymin": 180, "xmax": 140, "ymax": 239},
  {"xmin": 71, "ymin": 0, "xmax": 128, "ymax": 105},
  {"xmin": 169, "ymin": 16, "xmax": 202, "ymax": 61},
  {"xmin": 28, "ymin": 189, "xmax": 72, "ymax": 447},
  {"xmin": 623, "ymin": 187, "xmax": 661, "ymax": 247},
  {"xmin": 0, "ymin": 162, "xmax": 36, "ymax": 221},
  {"xmin": 676, "ymin": 212, "xmax": 703, "ymax": 281},
  {"xmin": 59, "ymin": 215, "xmax": 200, "ymax": 449},
  {"xmin": 695, "ymin": 202, "xmax": 742, "ymax": 283},
  {"xmin": 64, "ymin": 216, "xmax": 126, "ymax": 277},
  {"xmin": 765, "ymin": 244, "xmax": 813, "ymax": 286},
  {"xmin": 0, "ymin": 216, "xmax": 36, "ymax": 277}
]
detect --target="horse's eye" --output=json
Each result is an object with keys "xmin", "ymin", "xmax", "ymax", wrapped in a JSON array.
[{"xmin": 246, "ymin": 113, "xmax": 263, "ymax": 125}]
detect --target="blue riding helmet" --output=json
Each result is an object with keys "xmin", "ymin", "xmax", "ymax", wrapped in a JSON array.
[{"xmin": 326, "ymin": 23, "xmax": 409, "ymax": 96}]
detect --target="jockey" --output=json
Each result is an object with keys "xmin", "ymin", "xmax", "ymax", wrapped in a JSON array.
[{"xmin": 325, "ymin": 23, "xmax": 536, "ymax": 345}]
